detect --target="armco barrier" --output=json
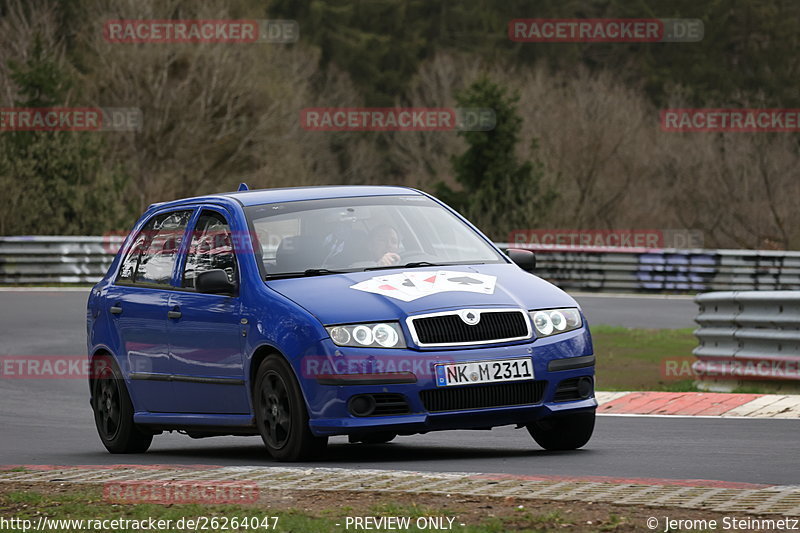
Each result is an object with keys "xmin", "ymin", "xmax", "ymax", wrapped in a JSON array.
[
  {"xmin": 0, "ymin": 236, "xmax": 122, "ymax": 284},
  {"xmin": 497, "ymin": 243, "xmax": 800, "ymax": 293},
  {"xmin": 693, "ymin": 291, "xmax": 800, "ymax": 390},
  {"xmin": 3, "ymin": 236, "xmax": 800, "ymax": 291}
]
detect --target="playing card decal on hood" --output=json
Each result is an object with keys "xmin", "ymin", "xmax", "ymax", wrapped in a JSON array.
[{"xmin": 350, "ymin": 271, "xmax": 497, "ymax": 302}]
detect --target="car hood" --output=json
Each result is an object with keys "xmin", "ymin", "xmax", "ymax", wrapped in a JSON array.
[{"xmin": 266, "ymin": 264, "xmax": 578, "ymax": 325}]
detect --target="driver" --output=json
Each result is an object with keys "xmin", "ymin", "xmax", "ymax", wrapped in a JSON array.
[{"xmin": 369, "ymin": 225, "xmax": 401, "ymax": 266}]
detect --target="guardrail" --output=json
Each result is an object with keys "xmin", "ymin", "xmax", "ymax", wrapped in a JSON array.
[
  {"xmin": 3, "ymin": 236, "xmax": 800, "ymax": 291},
  {"xmin": 693, "ymin": 291, "xmax": 800, "ymax": 390},
  {"xmin": 0, "ymin": 236, "xmax": 122, "ymax": 284},
  {"xmin": 498, "ymin": 243, "xmax": 800, "ymax": 293}
]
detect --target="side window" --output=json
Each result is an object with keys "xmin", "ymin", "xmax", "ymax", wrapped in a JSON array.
[
  {"xmin": 183, "ymin": 210, "xmax": 237, "ymax": 289},
  {"xmin": 117, "ymin": 230, "xmax": 148, "ymax": 283},
  {"xmin": 116, "ymin": 210, "xmax": 192, "ymax": 286}
]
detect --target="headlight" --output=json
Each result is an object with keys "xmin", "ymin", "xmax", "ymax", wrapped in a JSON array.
[
  {"xmin": 528, "ymin": 308, "xmax": 582, "ymax": 338},
  {"xmin": 326, "ymin": 322, "xmax": 406, "ymax": 348}
]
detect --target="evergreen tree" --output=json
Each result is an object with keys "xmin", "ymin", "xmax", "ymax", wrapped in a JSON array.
[
  {"xmin": 0, "ymin": 35, "xmax": 128, "ymax": 235},
  {"xmin": 438, "ymin": 78, "xmax": 556, "ymax": 240}
]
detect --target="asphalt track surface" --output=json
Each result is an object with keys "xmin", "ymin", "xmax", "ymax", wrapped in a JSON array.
[{"xmin": 3, "ymin": 289, "xmax": 797, "ymax": 486}]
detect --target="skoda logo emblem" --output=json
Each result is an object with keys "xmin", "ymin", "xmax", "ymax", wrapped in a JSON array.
[{"xmin": 459, "ymin": 310, "xmax": 480, "ymax": 325}]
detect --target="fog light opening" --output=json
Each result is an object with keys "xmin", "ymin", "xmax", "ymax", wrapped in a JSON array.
[
  {"xmin": 577, "ymin": 377, "xmax": 593, "ymax": 399},
  {"xmin": 348, "ymin": 395, "xmax": 377, "ymax": 417}
]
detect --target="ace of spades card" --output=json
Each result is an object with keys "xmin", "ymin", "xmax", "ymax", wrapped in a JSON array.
[{"xmin": 431, "ymin": 271, "xmax": 496, "ymax": 294}]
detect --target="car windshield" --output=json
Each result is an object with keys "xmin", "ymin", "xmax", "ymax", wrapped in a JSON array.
[{"xmin": 245, "ymin": 195, "xmax": 506, "ymax": 277}]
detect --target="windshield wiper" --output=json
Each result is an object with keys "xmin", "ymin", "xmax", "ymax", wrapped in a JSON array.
[
  {"xmin": 303, "ymin": 268, "xmax": 348, "ymax": 276},
  {"xmin": 266, "ymin": 268, "xmax": 350, "ymax": 279},
  {"xmin": 364, "ymin": 261, "xmax": 440, "ymax": 271}
]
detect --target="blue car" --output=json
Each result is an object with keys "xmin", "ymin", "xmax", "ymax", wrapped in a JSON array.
[{"xmin": 87, "ymin": 185, "xmax": 596, "ymax": 461}]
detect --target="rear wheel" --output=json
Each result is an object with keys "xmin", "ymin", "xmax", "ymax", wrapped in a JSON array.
[
  {"xmin": 91, "ymin": 355, "xmax": 153, "ymax": 454},
  {"xmin": 254, "ymin": 356, "xmax": 327, "ymax": 461},
  {"xmin": 527, "ymin": 411, "xmax": 595, "ymax": 451}
]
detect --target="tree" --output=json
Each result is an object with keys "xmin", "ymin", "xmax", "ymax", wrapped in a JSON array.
[
  {"xmin": 0, "ymin": 33, "xmax": 128, "ymax": 235},
  {"xmin": 437, "ymin": 77, "xmax": 555, "ymax": 240}
]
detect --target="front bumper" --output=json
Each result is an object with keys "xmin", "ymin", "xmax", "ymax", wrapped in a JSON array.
[{"xmin": 296, "ymin": 327, "xmax": 596, "ymax": 437}]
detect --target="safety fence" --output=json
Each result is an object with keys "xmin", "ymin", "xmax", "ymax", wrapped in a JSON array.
[
  {"xmin": 0, "ymin": 236, "xmax": 122, "ymax": 284},
  {"xmin": 692, "ymin": 291, "xmax": 800, "ymax": 387},
  {"xmin": 497, "ymin": 243, "xmax": 800, "ymax": 293},
  {"xmin": 3, "ymin": 236, "xmax": 800, "ymax": 291}
]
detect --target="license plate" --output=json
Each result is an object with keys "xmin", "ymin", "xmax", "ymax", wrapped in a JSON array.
[{"xmin": 434, "ymin": 358, "xmax": 533, "ymax": 387}]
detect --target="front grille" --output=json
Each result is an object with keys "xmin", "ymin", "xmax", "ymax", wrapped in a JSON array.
[
  {"xmin": 410, "ymin": 310, "xmax": 530, "ymax": 346},
  {"xmin": 349, "ymin": 393, "xmax": 410, "ymax": 417},
  {"xmin": 420, "ymin": 380, "xmax": 546, "ymax": 412},
  {"xmin": 372, "ymin": 393, "xmax": 410, "ymax": 416}
]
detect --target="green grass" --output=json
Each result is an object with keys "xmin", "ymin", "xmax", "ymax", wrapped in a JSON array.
[
  {"xmin": 591, "ymin": 326, "xmax": 788, "ymax": 394},
  {"xmin": 590, "ymin": 325, "xmax": 700, "ymax": 392},
  {"xmin": 6, "ymin": 491, "xmax": 43, "ymax": 504},
  {"xmin": 589, "ymin": 325, "xmax": 784, "ymax": 394},
  {"xmin": 369, "ymin": 502, "xmax": 455, "ymax": 518}
]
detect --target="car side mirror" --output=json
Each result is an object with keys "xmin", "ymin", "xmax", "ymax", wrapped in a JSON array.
[
  {"xmin": 195, "ymin": 269, "xmax": 236, "ymax": 295},
  {"xmin": 507, "ymin": 248, "xmax": 536, "ymax": 272}
]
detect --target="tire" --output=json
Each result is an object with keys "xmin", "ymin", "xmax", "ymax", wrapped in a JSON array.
[
  {"xmin": 254, "ymin": 356, "xmax": 328, "ymax": 461},
  {"xmin": 348, "ymin": 432, "xmax": 397, "ymax": 444},
  {"xmin": 91, "ymin": 355, "xmax": 153, "ymax": 454},
  {"xmin": 527, "ymin": 411, "xmax": 595, "ymax": 451}
]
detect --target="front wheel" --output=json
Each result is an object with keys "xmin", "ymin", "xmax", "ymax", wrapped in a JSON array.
[
  {"xmin": 254, "ymin": 356, "xmax": 328, "ymax": 461},
  {"xmin": 91, "ymin": 355, "xmax": 153, "ymax": 454},
  {"xmin": 526, "ymin": 411, "xmax": 595, "ymax": 451}
]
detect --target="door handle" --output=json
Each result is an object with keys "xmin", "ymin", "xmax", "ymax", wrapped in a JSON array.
[
  {"xmin": 167, "ymin": 309, "xmax": 182, "ymax": 319},
  {"xmin": 110, "ymin": 305, "xmax": 122, "ymax": 315}
]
